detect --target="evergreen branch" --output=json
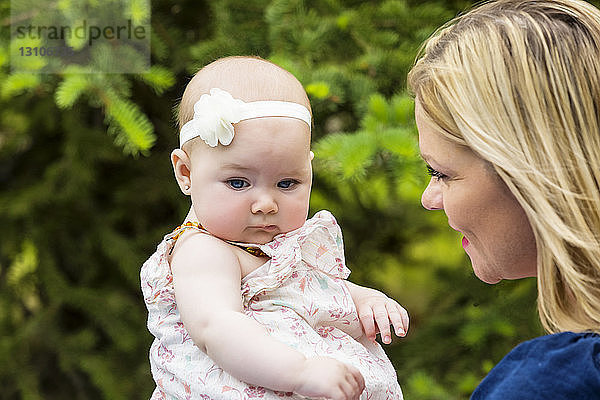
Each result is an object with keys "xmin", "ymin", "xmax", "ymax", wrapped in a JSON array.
[
  {"xmin": 129, "ymin": 0, "xmax": 151, "ymax": 24},
  {"xmin": 314, "ymin": 130, "xmax": 378, "ymax": 182},
  {"xmin": 103, "ymin": 91, "xmax": 155, "ymax": 154},
  {"xmin": 150, "ymin": 30, "xmax": 169, "ymax": 61},
  {"xmin": 1, "ymin": 73, "xmax": 41, "ymax": 99},
  {"xmin": 55, "ymin": 74, "xmax": 89, "ymax": 109},
  {"xmin": 137, "ymin": 65, "xmax": 176, "ymax": 95}
]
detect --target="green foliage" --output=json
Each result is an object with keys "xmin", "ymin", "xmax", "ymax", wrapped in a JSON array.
[
  {"xmin": 1, "ymin": 0, "xmax": 580, "ymax": 398},
  {"xmin": 137, "ymin": 65, "xmax": 176, "ymax": 95},
  {"xmin": 1, "ymin": 73, "xmax": 41, "ymax": 99},
  {"xmin": 55, "ymin": 74, "xmax": 90, "ymax": 108},
  {"xmin": 104, "ymin": 89, "xmax": 156, "ymax": 154}
]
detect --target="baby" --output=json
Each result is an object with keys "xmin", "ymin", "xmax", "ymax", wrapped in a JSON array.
[{"xmin": 141, "ymin": 56, "xmax": 408, "ymax": 399}]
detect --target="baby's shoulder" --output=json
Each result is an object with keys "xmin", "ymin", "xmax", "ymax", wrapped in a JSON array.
[{"xmin": 170, "ymin": 230, "xmax": 241, "ymax": 272}]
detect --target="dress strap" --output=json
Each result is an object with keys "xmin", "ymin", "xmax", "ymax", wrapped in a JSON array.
[{"xmin": 168, "ymin": 221, "xmax": 268, "ymax": 258}]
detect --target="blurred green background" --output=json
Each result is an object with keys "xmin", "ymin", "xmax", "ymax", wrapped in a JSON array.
[{"xmin": 7, "ymin": 0, "xmax": 590, "ymax": 398}]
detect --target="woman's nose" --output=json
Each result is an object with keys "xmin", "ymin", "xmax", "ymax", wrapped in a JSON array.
[
  {"xmin": 251, "ymin": 193, "xmax": 278, "ymax": 214},
  {"xmin": 421, "ymin": 179, "xmax": 444, "ymax": 210}
]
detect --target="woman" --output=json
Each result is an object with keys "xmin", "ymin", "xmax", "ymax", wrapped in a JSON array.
[{"xmin": 407, "ymin": 0, "xmax": 600, "ymax": 398}]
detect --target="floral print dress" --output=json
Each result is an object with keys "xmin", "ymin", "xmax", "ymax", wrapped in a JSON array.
[{"xmin": 141, "ymin": 210, "xmax": 403, "ymax": 399}]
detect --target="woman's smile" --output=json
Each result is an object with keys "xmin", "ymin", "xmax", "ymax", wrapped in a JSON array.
[{"xmin": 461, "ymin": 236, "xmax": 469, "ymax": 249}]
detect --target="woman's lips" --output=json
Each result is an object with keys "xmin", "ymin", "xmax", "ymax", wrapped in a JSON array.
[{"xmin": 462, "ymin": 236, "xmax": 470, "ymax": 248}]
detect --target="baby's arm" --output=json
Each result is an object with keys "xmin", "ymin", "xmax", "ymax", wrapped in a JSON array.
[
  {"xmin": 345, "ymin": 281, "xmax": 409, "ymax": 344},
  {"xmin": 172, "ymin": 233, "xmax": 365, "ymax": 399}
]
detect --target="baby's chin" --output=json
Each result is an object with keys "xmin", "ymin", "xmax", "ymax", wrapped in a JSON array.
[
  {"xmin": 238, "ymin": 222, "xmax": 306, "ymax": 244},
  {"xmin": 237, "ymin": 230, "xmax": 280, "ymax": 245},
  {"xmin": 258, "ymin": 232, "xmax": 284, "ymax": 244}
]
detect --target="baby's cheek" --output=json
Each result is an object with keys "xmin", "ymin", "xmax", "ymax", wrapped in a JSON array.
[
  {"xmin": 196, "ymin": 205, "xmax": 241, "ymax": 238},
  {"xmin": 290, "ymin": 199, "xmax": 310, "ymax": 229}
]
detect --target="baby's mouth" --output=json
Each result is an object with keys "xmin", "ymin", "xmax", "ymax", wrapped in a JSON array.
[{"xmin": 252, "ymin": 225, "xmax": 277, "ymax": 232}]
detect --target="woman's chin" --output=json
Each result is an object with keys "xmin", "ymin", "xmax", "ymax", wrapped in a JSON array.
[{"xmin": 470, "ymin": 258, "xmax": 502, "ymax": 284}]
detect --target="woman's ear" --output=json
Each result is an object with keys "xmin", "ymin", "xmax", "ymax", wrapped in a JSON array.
[{"xmin": 171, "ymin": 148, "xmax": 192, "ymax": 195}]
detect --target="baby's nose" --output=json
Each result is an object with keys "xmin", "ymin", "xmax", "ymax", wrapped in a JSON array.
[{"xmin": 251, "ymin": 194, "xmax": 278, "ymax": 214}]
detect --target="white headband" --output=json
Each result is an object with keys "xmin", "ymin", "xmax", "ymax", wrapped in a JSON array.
[{"xmin": 180, "ymin": 87, "xmax": 312, "ymax": 147}]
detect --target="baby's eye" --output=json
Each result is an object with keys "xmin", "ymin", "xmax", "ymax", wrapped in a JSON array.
[
  {"xmin": 227, "ymin": 179, "xmax": 249, "ymax": 189},
  {"xmin": 426, "ymin": 165, "xmax": 448, "ymax": 181},
  {"xmin": 277, "ymin": 179, "xmax": 298, "ymax": 189}
]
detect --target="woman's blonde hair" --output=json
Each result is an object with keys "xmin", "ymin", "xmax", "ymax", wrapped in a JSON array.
[{"xmin": 408, "ymin": 0, "xmax": 600, "ymax": 333}]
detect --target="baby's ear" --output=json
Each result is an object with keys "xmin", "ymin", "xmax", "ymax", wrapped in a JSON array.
[{"xmin": 171, "ymin": 149, "xmax": 192, "ymax": 195}]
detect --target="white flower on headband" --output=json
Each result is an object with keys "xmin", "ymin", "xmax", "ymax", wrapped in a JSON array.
[
  {"xmin": 181, "ymin": 88, "xmax": 244, "ymax": 147},
  {"xmin": 179, "ymin": 87, "xmax": 312, "ymax": 148}
]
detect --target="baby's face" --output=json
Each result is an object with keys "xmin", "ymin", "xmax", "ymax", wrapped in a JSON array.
[{"xmin": 188, "ymin": 117, "xmax": 312, "ymax": 244}]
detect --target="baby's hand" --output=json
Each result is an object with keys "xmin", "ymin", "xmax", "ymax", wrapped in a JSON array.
[
  {"xmin": 351, "ymin": 285, "xmax": 409, "ymax": 344},
  {"xmin": 293, "ymin": 356, "xmax": 365, "ymax": 399}
]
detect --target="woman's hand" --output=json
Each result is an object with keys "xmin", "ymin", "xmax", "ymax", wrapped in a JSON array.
[{"xmin": 346, "ymin": 282, "xmax": 409, "ymax": 344}]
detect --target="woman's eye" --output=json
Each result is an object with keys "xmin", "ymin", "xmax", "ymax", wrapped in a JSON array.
[
  {"xmin": 277, "ymin": 179, "xmax": 297, "ymax": 189},
  {"xmin": 227, "ymin": 179, "xmax": 249, "ymax": 189},
  {"xmin": 426, "ymin": 165, "xmax": 448, "ymax": 181}
]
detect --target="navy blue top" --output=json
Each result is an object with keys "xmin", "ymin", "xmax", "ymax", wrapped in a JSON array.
[{"xmin": 471, "ymin": 332, "xmax": 600, "ymax": 399}]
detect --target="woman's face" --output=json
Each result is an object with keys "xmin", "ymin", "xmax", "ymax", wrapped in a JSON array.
[{"xmin": 415, "ymin": 99, "xmax": 537, "ymax": 284}]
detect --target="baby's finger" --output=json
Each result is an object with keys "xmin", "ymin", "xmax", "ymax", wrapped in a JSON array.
[
  {"xmin": 386, "ymin": 303, "xmax": 408, "ymax": 337},
  {"xmin": 373, "ymin": 304, "xmax": 392, "ymax": 344},
  {"xmin": 357, "ymin": 306, "xmax": 377, "ymax": 341},
  {"xmin": 334, "ymin": 366, "xmax": 363, "ymax": 400},
  {"xmin": 332, "ymin": 382, "xmax": 351, "ymax": 400},
  {"xmin": 348, "ymin": 365, "xmax": 365, "ymax": 396},
  {"xmin": 399, "ymin": 304, "xmax": 409, "ymax": 333}
]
